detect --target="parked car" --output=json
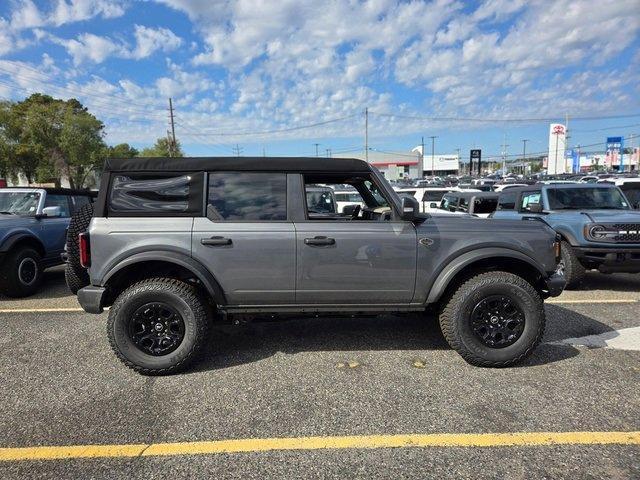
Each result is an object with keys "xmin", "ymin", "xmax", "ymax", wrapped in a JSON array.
[
  {"xmin": 395, "ymin": 186, "xmax": 481, "ymax": 213},
  {"xmin": 438, "ymin": 191, "xmax": 499, "ymax": 218},
  {"xmin": 598, "ymin": 178, "xmax": 640, "ymax": 209},
  {"xmin": 333, "ymin": 187, "xmax": 365, "ymax": 213},
  {"xmin": 493, "ymin": 183, "xmax": 529, "ymax": 192},
  {"xmin": 491, "ymin": 183, "xmax": 640, "ymax": 286},
  {"xmin": 0, "ymin": 187, "xmax": 95, "ymax": 297},
  {"xmin": 77, "ymin": 156, "xmax": 564, "ymax": 374}
]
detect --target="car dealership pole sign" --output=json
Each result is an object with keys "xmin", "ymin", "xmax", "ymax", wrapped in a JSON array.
[{"xmin": 547, "ymin": 124, "xmax": 566, "ymax": 174}]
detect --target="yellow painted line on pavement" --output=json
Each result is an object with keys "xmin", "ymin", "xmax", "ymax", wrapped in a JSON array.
[
  {"xmin": 546, "ymin": 299, "xmax": 638, "ymax": 304},
  {"xmin": 0, "ymin": 307, "xmax": 84, "ymax": 313},
  {"xmin": 1, "ymin": 431, "xmax": 639, "ymax": 462}
]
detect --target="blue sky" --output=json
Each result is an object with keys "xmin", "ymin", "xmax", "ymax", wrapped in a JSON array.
[{"xmin": 0, "ymin": 0, "xmax": 639, "ymax": 161}]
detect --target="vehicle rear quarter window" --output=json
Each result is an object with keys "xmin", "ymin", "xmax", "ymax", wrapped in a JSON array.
[
  {"xmin": 422, "ymin": 190, "xmax": 446, "ymax": 202},
  {"xmin": 474, "ymin": 198, "xmax": 498, "ymax": 214},
  {"xmin": 497, "ymin": 191, "xmax": 517, "ymax": 210},
  {"xmin": 207, "ymin": 172, "xmax": 287, "ymax": 221},
  {"xmin": 108, "ymin": 173, "xmax": 201, "ymax": 215}
]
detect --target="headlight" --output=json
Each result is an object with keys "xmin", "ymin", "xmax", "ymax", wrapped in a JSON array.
[{"xmin": 584, "ymin": 224, "xmax": 619, "ymax": 242}]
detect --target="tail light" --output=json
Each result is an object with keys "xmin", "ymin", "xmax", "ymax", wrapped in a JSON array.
[{"xmin": 79, "ymin": 232, "xmax": 91, "ymax": 268}]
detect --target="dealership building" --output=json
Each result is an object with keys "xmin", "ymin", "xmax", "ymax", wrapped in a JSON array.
[{"xmin": 334, "ymin": 148, "xmax": 460, "ymax": 179}]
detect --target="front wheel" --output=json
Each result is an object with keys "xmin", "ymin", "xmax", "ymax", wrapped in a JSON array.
[
  {"xmin": 0, "ymin": 247, "xmax": 43, "ymax": 297},
  {"xmin": 559, "ymin": 241, "xmax": 585, "ymax": 288},
  {"xmin": 107, "ymin": 278, "xmax": 211, "ymax": 375},
  {"xmin": 439, "ymin": 271, "xmax": 545, "ymax": 367}
]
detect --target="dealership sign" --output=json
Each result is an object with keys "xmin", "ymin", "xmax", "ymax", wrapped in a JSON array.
[
  {"xmin": 606, "ymin": 136, "xmax": 623, "ymax": 168},
  {"xmin": 470, "ymin": 149, "xmax": 481, "ymax": 174},
  {"xmin": 547, "ymin": 124, "xmax": 566, "ymax": 174}
]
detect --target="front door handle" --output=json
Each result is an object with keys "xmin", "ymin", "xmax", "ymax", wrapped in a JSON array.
[
  {"xmin": 201, "ymin": 236, "xmax": 232, "ymax": 246},
  {"xmin": 304, "ymin": 236, "xmax": 336, "ymax": 246}
]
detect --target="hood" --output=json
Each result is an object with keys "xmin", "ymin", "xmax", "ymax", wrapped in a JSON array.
[{"xmin": 551, "ymin": 209, "xmax": 640, "ymax": 223}]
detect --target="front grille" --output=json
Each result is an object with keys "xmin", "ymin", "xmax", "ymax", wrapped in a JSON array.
[{"xmin": 610, "ymin": 223, "xmax": 640, "ymax": 242}]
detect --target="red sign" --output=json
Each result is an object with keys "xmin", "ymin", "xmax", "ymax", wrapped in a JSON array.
[{"xmin": 553, "ymin": 125, "xmax": 565, "ymax": 135}]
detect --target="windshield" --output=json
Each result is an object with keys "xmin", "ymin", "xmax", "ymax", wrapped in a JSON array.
[
  {"xmin": 0, "ymin": 191, "xmax": 41, "ymax": 215},
  {"xmin": 547, "ymin": 187, "xmax": 629, "ymax": 210}
]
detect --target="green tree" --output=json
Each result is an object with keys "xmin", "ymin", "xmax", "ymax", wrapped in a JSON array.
[
  {"xmin": 140, "ymin": 137, "xmax": 184, "ymax": 157},
  {"xmin": 2, "ymin": 94, "xmax": 106, "ymax": 188},
  {"xmin": 105, "ymin": 143, "xmax": 139, "ymax": 158}
]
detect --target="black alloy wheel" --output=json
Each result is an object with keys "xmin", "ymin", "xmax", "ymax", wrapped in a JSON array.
[
  {"xmin": 129, "ymin": 302, "xmax": 186, "ymax": 356},
  {"xmin": 470, "ymin": 295, "xmax": 525, "ymax": 348}
]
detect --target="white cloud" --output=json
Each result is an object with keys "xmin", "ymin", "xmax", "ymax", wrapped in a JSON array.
[
  {"xmin": 8, "ymin": 0, "xmax": 126, "ymax": 30},
  {"xmin": 48, "ymin": 26, "xmax": 183, "ymax": 65}
]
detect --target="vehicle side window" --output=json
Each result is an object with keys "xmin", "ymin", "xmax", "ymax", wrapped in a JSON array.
[
  {"xmin": 207, "ymin": 172, "xmax": 287, "ymax": 221},
  {"xmin": 458, "ymin": 197, "xmax": 469, "ymax": 212},
  {"xmin": 497, "ymin": 191, "xmax": 517, "ymax": 210},
  {"xmin": 422, "ymin": 191, "xmax": 445, "ymax": 202},
  {"xmin": 520, "ymin": 191, "xmax": 542, "ymax": 212},
  {"xmin": 109, "ymin": 173, "xmax": 202, "ymax": 215},
  {"xmin": 474, "ymin": 198, "xmax": 498, "ymax": 214},
  {"xmin": 44, "ymin": 194, "xmax": 71, "ymax": 217}
]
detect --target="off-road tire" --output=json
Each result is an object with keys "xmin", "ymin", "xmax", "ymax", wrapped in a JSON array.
[
  {"xmin": 559, "ymin": 241, "xmax": 586, "ymax": 288},
  {"xmin": 439, "ymin": 271, "xmax": 545, "ymax": 367},
  {"xmin": 107, "ymin": 278, "xmax": 211, "ymax": 375},
  {"xmin": 65, "ymin": 203, "xmax": 94, "ymax": 294},
  {"xmin": 0, "ymin": 246, "xmax": 43, "ymax": 297}
]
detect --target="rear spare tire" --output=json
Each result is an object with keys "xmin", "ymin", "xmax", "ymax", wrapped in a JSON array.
[
  {"xmin": 65, "ymin": 203, "xmax": 94, "ymax": 294},
  {"xmin": 439, "ymin": 271, "xmax": 545, "ymax": 367}
]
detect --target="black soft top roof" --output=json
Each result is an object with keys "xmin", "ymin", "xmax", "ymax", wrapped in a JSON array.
[
  {"xmin": 0, "ymin": 186, "xmax": 96, "ymax": 196},
  {"xmin": 104, "ymin": 156, "xmax": 371, "ymax": 173}
]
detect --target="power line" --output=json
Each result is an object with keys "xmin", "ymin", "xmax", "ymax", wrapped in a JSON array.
[
  {"xmin": 181, "ymin": 113, "xmax": 359, "ymax": 137},
  {"xmin": 369, "ymin": 111, "xmax": 640, "ymax": 123}
]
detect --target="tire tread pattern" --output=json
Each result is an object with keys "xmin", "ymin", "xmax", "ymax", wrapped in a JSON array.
[
  {"xmin": 107, "ymin": 277, "xmax": 210, "ymax": 375},
  {"xmin": 439, "ymin": 271, "xmax": 545, "ymax": 368}
]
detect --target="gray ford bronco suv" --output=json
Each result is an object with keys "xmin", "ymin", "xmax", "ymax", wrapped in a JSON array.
[{"xmin": 78, "ymin": 157, "xmax": 565, "ymax": 375}]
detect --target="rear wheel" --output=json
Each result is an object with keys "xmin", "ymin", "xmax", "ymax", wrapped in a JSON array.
[
  {"xmin": 0, "ymin": 246, "xmax": 43, "ymax": 297},
  {"xmin": 559, "ymin": 241, "xmax": 585, "ymax": 288},
  {"xmin": 107, "ymin": 278, "xmax": 211, "ymax": 375},
  {"xmin": 439, "ymin": 271, "xmax": 545, "ymax": 367}
]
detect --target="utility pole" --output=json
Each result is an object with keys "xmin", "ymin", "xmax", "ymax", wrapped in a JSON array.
[
  {"xmin": 168, "ymin": 98, "xmax": 176, "ymax": 157},
  {"xmin": 232, "ymin": 144, "xmax": 243, "ymax": 157},
  {"xmin": 364, "ymin": 107, "xmax": 369, "ymax": 163},
  {"xmin": 521, "ymin": 139, "xmax": 528, "ymax": 175},
  {"xmin": 313, "ymin": 143, "xmax": 320, "ymax": 157},
  {"xmin": 262, "ymin": 145, "xmax": 266, "ymax": 157},
  {"xmin": 429, "ymin": 136, "xmax": 437, "ymax": 177},
  {"xmin": 421, "ymin": 136, "xmax": 425, "ymax": 178},
  {"xmin": 455, "ymin": 148, "xmax": 460, "ymax": 175},
  {"xmin": 501, "ymin": 134, "xmax": 509, "ymax": 175},
  {"xmin": 325, "ymin": 148, "xmax": 331, "ymax": 158}
]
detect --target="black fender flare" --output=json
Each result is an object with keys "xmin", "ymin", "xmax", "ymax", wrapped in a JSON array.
[
  {"xmin": 102, "ymin": 250, "xmax": 227, "ymax": 306},
  {"xmin": 425, "ymin": 247, "xmax": 546, "ymax": 304},
  {"xmin": 553, "ymin": 225, "xmax": 580, "ymax": 246},
  {"xmin": 0, "ymin": 233, "xmax": 45, "ymax": 256}
]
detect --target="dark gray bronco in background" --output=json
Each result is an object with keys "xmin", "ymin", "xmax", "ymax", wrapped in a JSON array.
[{"xmin": 78, "ymin": 157, "xmax": 565, "ymax": 375}]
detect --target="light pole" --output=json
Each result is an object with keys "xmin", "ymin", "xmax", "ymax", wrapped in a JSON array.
[
  {"xmin": 522, "ymin": 139, "xmax": 528, "ymax": 175},
  {"xmin": 429, "ymin": 136, "xmax": 437, "ymax": 176}
]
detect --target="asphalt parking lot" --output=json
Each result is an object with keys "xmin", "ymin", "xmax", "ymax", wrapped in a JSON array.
[{"xmin": 1, "ymin": 266, "xmax": 639, "ymax": 479}]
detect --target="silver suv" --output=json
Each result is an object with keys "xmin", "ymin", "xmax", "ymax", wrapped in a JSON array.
[{"xmin": 78, "ymin": 157, "xmax": 565, "ymax": 375}]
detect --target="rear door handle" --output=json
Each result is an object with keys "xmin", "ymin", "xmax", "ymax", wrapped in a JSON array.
[
  {"xmin": 304, "ymin": 236, "xmax": 336, "ymax": 246},
  {"xmin": 201, "ymin": 236, "xmax": 232, "ymax": 246}
]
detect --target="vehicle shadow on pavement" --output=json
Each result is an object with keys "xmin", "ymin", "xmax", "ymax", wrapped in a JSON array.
[
  {"xmin": 568, "ymin": 272, "xmax": 640, "ymax": 292},
  {"xmin": 518, "ymin": 304, "xmax": 617, "ymax": 367},
  {"xmin": 191, "ymin": 304, "xmax": 615, "ymax": 372}
]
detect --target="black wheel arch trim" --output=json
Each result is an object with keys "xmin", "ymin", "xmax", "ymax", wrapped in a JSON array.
[
  {"xmin": 0, "ymin": 233, "xmax": 45, "ymax": 256},
  {"xmin": 553, "ymin": 225, "xmax": 579, "ymax": 246},
  {"xmin": 101, "ymin": 250, "xmax": 227, "ymax": 306},
  {"xmin": 425, "ymin": 247, "xmax": 547, "ymax": 304}
]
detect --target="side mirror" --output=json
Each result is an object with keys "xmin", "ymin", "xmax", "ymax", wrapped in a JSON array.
[
  {"xmin": 528, "ymin": 203, "xmax": 544, "ymax": 214},
  {"xmin": 400, "ymin": 195, "xmax": 419, "ymax": 221},
  {"xmin": 40, "ymin": 206, "xmax": 62, "ymax": 218},
  {"xmin": 429, "ymin": 202, "xmax": 438, "ymax": 208},
  {"xmin": 342, "ymin": 204, "xmax": 358, "ymax": 216}
]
